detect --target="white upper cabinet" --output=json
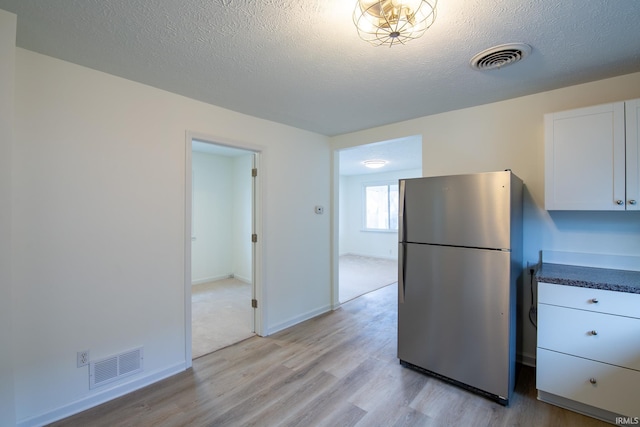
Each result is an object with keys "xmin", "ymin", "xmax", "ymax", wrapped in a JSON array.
[
  {"xmin": 626, "ymin": 99, "xmax": 640, "ymax": 211},
  {"xmin": 544, "ymin": 99, "xmax": 639, "ymax": 210}
]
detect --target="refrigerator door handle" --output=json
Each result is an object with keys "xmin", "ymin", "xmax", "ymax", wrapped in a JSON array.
[
  {"xmin": 398, "ymin": 179, "xmax": 406, "ymax": 243},
  {"xmin": 398, "ymin": 179, "xmax": 407, "ymax": 304},
  {"xmin": 398, "ymin": 242, "xmax": 406, "ymax": 303}
]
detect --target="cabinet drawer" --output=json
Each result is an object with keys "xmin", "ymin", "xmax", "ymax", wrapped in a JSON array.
[
  {"xmin": 538, "ymin": 304, "xmax": 640, "ymax": 370},
  {"xmin": 538, "ymin": 282, "xmax": 640, "ymax": 318},
  {"xmin": 537, "ymin": 349, "xmax": 640, "ymax": 418}
]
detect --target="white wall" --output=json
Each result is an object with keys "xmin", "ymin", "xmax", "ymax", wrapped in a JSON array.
[
  {"xmin": 262, "ymin": 135, "xmax": 332, "ymax": 332},
  {"xmin": 0, "ymin": 10, "xmax": 16, "ymax": 427},
  {"xmin": 11, "ymin": 48, "xmax": 330, "ymax": 425},
  {"xmin": 339, "ymin": 168, "xmax": 421, "ymax": 259},
  {"xmin": 331, "ymin": 71, "xmax": 640, "ymax": 365},
  {"xmin": 191, "ymin": 151, "xmax": 253, "ymax": 284},
  {"xmin": 191, "ymin": 152, "xmax": 234, "ymax": 283}
]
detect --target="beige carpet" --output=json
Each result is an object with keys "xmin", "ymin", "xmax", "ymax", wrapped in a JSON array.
[
  {"xmin": 192, "ymin": 278, "xmax": 254, "ymax": 359},
  {"xmin": 339, "ymin": 254, "xmax": 397, "ymax": 303}
]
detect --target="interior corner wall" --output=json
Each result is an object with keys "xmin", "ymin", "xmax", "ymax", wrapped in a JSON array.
[
  {"xmin": 191, "ymin": 152, "xmax": 234, "ymax": 284},
  {"xmin": 0, "ymin": 9, "xmax": 16, "ymax": 427},
  {"xmin": 11, "ymin": 48, "xmax": 330, "ymax": 425},
  {"xmin": 330, "ymin": 71, "xmax": 640, "ymax": 366},
  {"xmin": 340, "ymin": 168, "xmax": 421, "ymax": 259}
]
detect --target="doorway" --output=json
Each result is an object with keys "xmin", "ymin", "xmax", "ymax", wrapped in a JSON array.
[
  {"xmin": 186, "ymin": 136, "xmax": 261, "ymax": 360},
  {"xmin": 335, "ymin": 136, "xmax": 423, "ymax": 304}
]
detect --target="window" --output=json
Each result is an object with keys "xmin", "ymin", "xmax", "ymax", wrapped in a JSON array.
[{"xmin": 364, "ymin": 183, "xmax": 399, "ymax": 231}]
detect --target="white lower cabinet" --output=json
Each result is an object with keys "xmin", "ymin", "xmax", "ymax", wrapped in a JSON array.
[
  {"xmin": 538, "ymin": 304, "xmax": 640, "ymax": 371},
  {"xmin": 538, "ymin": 349, "xmax": 640, "ymax": 418},
  {"xmin": 537, "ymin": 282, "xmax": 640, "ymax": 422}
]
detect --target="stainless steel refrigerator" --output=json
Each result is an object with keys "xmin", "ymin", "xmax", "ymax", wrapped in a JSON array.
[{"xmin": 398, "ymin": 170, "xmax": 522, "ymax": 405}]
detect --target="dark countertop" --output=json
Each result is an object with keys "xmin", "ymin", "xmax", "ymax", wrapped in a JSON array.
[{"xmin": 536, "ymin": 263, "xmax": 640, "ymax": 294}]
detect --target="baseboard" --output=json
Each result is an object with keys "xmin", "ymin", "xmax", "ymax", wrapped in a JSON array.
[
  {"xmin": 265, "ymin": 304, "xmax": 332, "ymax": 336},
  {"xmin": 517, "ymin": 352, "xmax": 536, "ymax": 367},
  {"xmin": 18, "ymin": 362, "xmax": 188, "ymax": 427},
  {"xmin": 341, "ymin": 252, "xmax": 396, "ymax": 261},
  {"xmin": 191, "ymin": 274, "xmax": 232, "ymax": 286},
  {"xmin": 233, "ymin": 274, "xmax": 251, "ymax": 284},
  {"xmin": 537, "ymin": 390, "xmax": 626, "ymax": 424}
]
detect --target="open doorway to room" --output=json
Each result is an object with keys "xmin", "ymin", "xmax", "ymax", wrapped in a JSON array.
[
  {"xmin": 189, "ymin": 139, "xmax": 256, "ymax": 359},
  {"xmin": 337, "ymin": 136, "xmax": 422, "ymax": 303}
]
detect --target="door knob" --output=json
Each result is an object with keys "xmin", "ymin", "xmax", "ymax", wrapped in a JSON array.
[{"xmin": 590, "ymin": 330, "xmax": 598, "ymax": 336}]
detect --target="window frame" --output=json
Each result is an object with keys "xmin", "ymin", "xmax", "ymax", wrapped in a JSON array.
[{"xmin": 361, "ymin": 181, "xmax": 399, "ymax": 232}]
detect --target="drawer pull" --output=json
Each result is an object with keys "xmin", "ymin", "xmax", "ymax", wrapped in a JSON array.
[
  {"xmin": 590, "ymin": 330, "xmax": 598, "ymax": 336},
  {"xmin": 590, "ymin": 298, "xmax": 599, "ymax": 304},
  {"xmin": 589, "ymin": 378, "xmax": 597, "ymax": 385}
]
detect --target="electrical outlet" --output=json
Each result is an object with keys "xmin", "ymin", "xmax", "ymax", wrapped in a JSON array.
[{"xmin": 77, "ymin": 350, "xmax": 89, "ymax": 368}]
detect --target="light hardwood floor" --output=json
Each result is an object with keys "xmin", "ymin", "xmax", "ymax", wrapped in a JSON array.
[{"xmin": 50, "ymin": 284, "xmax": 608, "ymax": 427}]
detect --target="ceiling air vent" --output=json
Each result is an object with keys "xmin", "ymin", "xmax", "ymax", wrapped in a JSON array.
[{"xmin": 470, "ymin": 43, "xmax": 531, "ymax": 71}]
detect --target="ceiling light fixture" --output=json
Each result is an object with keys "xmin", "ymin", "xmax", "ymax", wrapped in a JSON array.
[
  {"xmin": 363, "ymin": 159, "xmax": 388, "ymax": 169},
  {"xmin": 353, "ymin": 0, "xmax": 437, "ymax": 47}
]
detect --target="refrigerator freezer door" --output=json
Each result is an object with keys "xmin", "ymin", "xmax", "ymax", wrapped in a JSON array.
[
  {"xmin": 398, "ymin": 243, "xmax": 513, "ymax": 400},
  {"xmin": 401, "ymin": 171, "xmax": 513, "ymax": 249}
]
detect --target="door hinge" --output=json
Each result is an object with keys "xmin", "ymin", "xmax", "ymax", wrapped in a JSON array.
[
  {"xmin": 251, "ymin": 234, "xmax": 257, "ymax": 243},
  {"xmin": 252, "ymin": 168, "xmax": 257, "ymax": 177},
  {"xmin": 251, "ymin": 299, "xmax": 258, "ymax": 308}
]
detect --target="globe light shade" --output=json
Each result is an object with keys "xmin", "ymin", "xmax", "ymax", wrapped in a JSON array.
[{"xmin": 353, "ymin": 0, "xmax": 438, "ymax": 47}]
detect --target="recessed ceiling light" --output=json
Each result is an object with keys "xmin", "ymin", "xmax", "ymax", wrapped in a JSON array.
[{"xmin": 363, "ymin": 159, "xmax": 387, "ymax": 169}]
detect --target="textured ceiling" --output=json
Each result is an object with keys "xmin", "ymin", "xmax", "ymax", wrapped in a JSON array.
[{"xmin": 1, "ymin": 0, "xmax": 640, "ymax": 136}]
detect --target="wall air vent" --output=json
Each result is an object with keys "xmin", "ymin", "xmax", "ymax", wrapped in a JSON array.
[
  {"xmin": 470, "ymin": 43, "xmax": 532, "ymax": 71},
  {"xmin": 89, "ymin": 347, "xmax": 144, "ymax": 389}
]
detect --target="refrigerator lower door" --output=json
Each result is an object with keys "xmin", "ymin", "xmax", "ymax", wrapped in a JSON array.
[{"xmin": 398, "ymin": 243, "xmax": 514, "ymax": 402}]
